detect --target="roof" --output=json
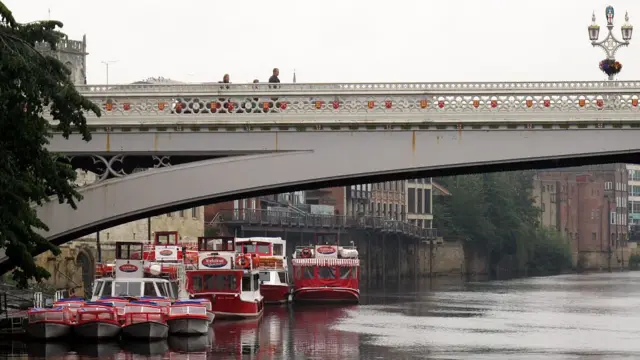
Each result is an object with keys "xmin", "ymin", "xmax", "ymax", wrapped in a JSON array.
[{"xmin": 432, "ymin": 181, "xmax": 451, "ymax": 196}]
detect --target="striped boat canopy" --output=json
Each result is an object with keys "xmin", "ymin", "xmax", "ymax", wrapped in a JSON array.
[{"xmin": 291, "ymin": 258, "xmax": 360, "ymax": 267}]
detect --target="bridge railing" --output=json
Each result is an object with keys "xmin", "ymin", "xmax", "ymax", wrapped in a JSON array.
[
  {"xmin": 59, "ymin": 80, "xmax": 640, "ymax": 123},
  {"xmin": 215, "ymin": 208, "xmax": 438, "ymax": 240}
]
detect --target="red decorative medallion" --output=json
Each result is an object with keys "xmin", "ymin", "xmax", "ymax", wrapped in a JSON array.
[{"xmin": 201, "ymin": 256, "xmax": 228, "ymax": 268}]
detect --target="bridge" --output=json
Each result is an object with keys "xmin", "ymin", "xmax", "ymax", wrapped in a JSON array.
[{"xmin": 2, "ymin": 80, "xmax": 640, "ymax": 274}]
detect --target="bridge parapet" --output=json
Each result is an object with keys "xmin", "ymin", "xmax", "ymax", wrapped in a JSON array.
[{"xmin": 64, "ymin": 81, "xmax": 640, "ymax": 126}]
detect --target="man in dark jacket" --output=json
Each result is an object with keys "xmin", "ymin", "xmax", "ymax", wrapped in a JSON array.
[{"xmin": 268, "ymin": 68, "xmax": 280, "ymax": 84}]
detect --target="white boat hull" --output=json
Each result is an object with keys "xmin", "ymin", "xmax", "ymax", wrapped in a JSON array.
[
  {"xmin": 25, "ymin": 322, "xmax": 72, "ymax": 339},
  {"xmin": 74, "ymin": 321, "xmax": 121, "ymax": 339},
  {"xmin": 207, "ymin": 311, "xmax": 215, "ymax": 324},
  {"xmin": 121, "ymin": 322, "xmax": 169, "ymax": 339},
  {"xmin": 167, "ymin": 318, "xmax": 209, "ymax": 335}
]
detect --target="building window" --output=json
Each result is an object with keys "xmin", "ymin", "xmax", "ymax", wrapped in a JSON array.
[
  {"xmin": 550, "ymin": 193, "xmax": 556, "ymax": 203},
  {"xmin": 192, "ymin": 207, "xmax": 198, "ymax": 218},
  {"xmin": 408, "ymin": 188, "xmax": 416, "ymax": 214},
  {"xmin": 605, "ymin": 182, "xmax": 613, "ymax": 190},
  {"xmin": 417, "ymin": 189, "xmax": 423, "ymax": 214},
  {"xmin": 424, "ymin": 189, "xmax": 431, "ymax": 214},
  {"xmin": 611, "ymin": 212, "xmax": 617, "ymax": 225},
  {"xmin": 541, "ymin": 203, "xmax": 546, "ymax": 212},
  {"xmin": 179, "ymin": 210, "xmax": 184, "ymax": 217},
  {"xmin": 592, "ymin": 232, "xmax": 597, "ymax": 241}
]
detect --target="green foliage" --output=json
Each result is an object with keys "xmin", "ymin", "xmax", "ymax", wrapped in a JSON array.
[
  {"xmin": 0, "ymin": 2, "xmax": 100, "ymax": 288},
  {"xmin": 629, "ymin": 254, "xmax": 640, "ymax": 270},
  {"xmin": 434, "ymin": 171, "xmax": 572, "ymax": 276}
]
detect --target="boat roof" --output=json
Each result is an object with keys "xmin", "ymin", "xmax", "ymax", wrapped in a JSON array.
[
  {"xmin": 95, "ymin": 277, "xmax": 171, "ymax": 283},
  {"xmin": 236, "ymin": 237, "xmax": 286, "ymax": 245}
]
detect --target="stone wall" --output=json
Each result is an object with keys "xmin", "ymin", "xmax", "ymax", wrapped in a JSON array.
[{"xmin": 575, "ymin": 247, "xmax": 640, "ymax": 271}]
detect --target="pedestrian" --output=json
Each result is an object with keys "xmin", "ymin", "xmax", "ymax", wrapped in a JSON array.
[
  {"xmin": 219, "ymin": 74, "xmax": 230, "ymax": 90},
  {"xmin": 269, "ymin": 68, "xmax": 280, "ymax": 89}
]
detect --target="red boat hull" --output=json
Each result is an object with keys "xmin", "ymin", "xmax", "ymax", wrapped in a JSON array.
[
  {"xmin": 261, "ymin": 284, "xmax": 291, "ymax": 304},
  {"xmin": 293, "ymin": 287, "xmax": 360, "ymax": 304},
  {"xmin": 194, "ymin": 294, "xmax": 264, "ymax": 320}
]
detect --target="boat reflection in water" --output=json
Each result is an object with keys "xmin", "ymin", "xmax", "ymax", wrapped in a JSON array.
[
  {"xmin": 168, "ymin": 328, "xmax": 214, "ymax": 353},
  {"xmin": 74, "ymin": 341, "xmax": 121, "ymax": 359},
  {"xmin": 26, "ymin": 341, "xmax": 71, "ymax": 358},
  {"xmin": 119, "ymin": 339, "xmax": 169, "ymax": 357},
  {"xmin": 210, "ymin": 317, "xmax": 262, "ymax": 358}
]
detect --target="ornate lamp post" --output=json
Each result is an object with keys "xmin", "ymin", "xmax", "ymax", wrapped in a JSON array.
[{"xmin": 589, "ymin": 5, "xmax": 633, "ymax": 80}]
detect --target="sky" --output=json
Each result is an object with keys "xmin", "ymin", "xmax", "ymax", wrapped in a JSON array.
[{"xmin": 5, "ymin": 0, "xmax": 640, "ymax": 85}]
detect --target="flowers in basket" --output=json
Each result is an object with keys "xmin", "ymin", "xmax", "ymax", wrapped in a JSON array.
[{"xmin": 599, "ymin": 59, "xmax": 622, "ymax": 76}]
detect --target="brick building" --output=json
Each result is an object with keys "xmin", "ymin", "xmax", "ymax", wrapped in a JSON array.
[{"xmin": 533, "ymin": 164, "xmax": 628, "ymax": 265}]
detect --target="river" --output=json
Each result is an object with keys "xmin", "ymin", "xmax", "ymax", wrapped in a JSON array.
[{"xmin": 3, "ymin": 272, "xmax": 640, "ymax": 359}]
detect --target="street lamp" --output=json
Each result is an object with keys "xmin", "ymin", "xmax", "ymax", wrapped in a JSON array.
[
  {"xmin": 589, "ymin": 6, "xmax": 633, "ymax": 80},
  {"xmin": 101, "ymin": 60, "xmax": 118, "ymax": 85}
]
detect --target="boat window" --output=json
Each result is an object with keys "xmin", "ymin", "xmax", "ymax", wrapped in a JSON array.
[
  {"xmin": 294, "ymin": 267, "xmax": 302, "ymax": 280},
  {"xmin": 253, "ymin": 274, "xmax": 260, "ymax": 291},
  {"xmin": 339, "ymin": 267, "xmax": 352, "ymax": 279},
  {"xmin": 157, "ymin": 282, "xmax": 168, "ymax": 297},
  {"xmin": 279, "ymin": 271, "xmax": 287, "ymax": 284},
  {"xmin": 257, "ymin": 245, "xmax": 270, "ymax": 255},
  {"xmin": 191, "ymin": 275, "xmax": 203, "ymax": 292},
  {"xmin": 303, "ymin": 266, "xmax": 314, "ymax": 279},
  {"xmin": 318, "ymin": 267, "xmax": 336, "ymax": 279},
  {"xmin": 259, "ymin": 272, "xmax": 271, "ymax": 282},
  {"xmin": 204, "ymin": 274, "xmax": 238, "ymax": 291},
  {"xmin": 170, "ymin": 282, "xmax": 179, "ymax": 298},
  {"xmin": 273, "ymin": 244, "xmax": 283, "ymax": 256},
  {"xmin": 242, "ymin": 276, "xmax": 251, "ymax": 292},
  {"xmin": 92, "ymin": 281, "xmax": 104, "ymax": 297},
  {"xmin": 114, "ymin": 281, "xmax": 142, "ymax": 297},
  {"xmin": 244, "ymin": 244, "xmax": 256, "ymax": 253},
  {"xmin": 144, "ymin": 282, "xmax": 158, "ymax": 296},
  {"xmin": 102, "ymin": 280, "xmax": 113, "ymax": 296},
  {"xmin": 352, "ymin": 267, "xmax": 358, "ymax": 279}
]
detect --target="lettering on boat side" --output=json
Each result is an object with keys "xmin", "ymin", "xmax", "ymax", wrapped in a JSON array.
[
  {"xmin": 316, "ymin": 246, "xmax": 336, "ymax": 255},
  {"xmin": 201, "ymin": 256, "xmax": 228, "ymax": 268},
  {"xmin": 118, "ymin": 264, "xmax": 138, "ymax": 272}
]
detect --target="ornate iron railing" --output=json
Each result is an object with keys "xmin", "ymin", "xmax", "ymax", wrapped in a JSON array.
[{"xmin": 215, "ymin": 209, "xmax": 438, "ymax": 240}]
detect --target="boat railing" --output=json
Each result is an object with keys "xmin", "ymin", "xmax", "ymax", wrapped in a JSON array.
[
  {"xmin": 123, "ymin": 312, "xmax": 164, "ymax": 325},
  {"xmin": 169, "ymin": 306, "xmax": 207, "ymax": 316},
  {"xmin": 78, "ymin": 311, "xmax": 117, "ymax": 322},
  {"xmin": 28, "ymin": 310, "xmax": 70, "ymax": 322}
]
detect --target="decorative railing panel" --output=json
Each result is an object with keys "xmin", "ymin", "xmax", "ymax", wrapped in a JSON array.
[{"xmin": 62, "ymin": 81, "xmax": 640, "ymax": 123}]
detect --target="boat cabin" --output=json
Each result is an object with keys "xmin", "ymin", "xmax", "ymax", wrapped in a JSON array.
[
  {"xmin": 236, "ymin": 237, "xmax": 286, "ymax": 269},
  {"xmin": 291, "ymin": 245, "xmax": 360, "ymax": 290},
  {"xmin": 144, "ymin": 231, "xmax": 184, "ymax": 262},
  {"xmin": 122, "ymin": 301, "xmax": 165, "ymax": 325}
]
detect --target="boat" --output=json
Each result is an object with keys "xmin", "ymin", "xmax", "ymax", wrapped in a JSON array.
[
  {"xmin": 236, "ymin": 237, "xmax": 292, "ymax": 304},
  {"xmin": 52, "ymin": 297, "xmax": 85, "ymax": 323},
  {"xmin": 74, "ymin": 302, "xmax": 121, "ymax": 339},
  {"xmin": 186, "ymin": 236, "xmax": 264, "ymax": 320},
  {"xmin": 185, "ymin": 297, "xmax": 215, "ymax": 324},
  {"xmin": 291, "ymin": 244, "xmax": 360, "ymax": 303},
  {"xmin": 166, "ymin": 300, "xmax": 210, "ymax": 335},
  {"xmin": 25, "ymin": 306, "xmax": 74, "ymax": 339},
  {"xmin": 121, "ymin": 301, "xmax": 169, "ymax": 339},
  {"xmin": 90, "ymin": 241, "xmax": 181, "ymax": 304}
]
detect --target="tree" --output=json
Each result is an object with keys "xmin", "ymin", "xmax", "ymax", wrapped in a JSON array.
[{"xmin": 0, "ymin": 3, "xmax": 100, "ymax": 288}]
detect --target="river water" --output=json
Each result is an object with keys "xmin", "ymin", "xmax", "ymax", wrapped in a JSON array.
[{"xmin": 4, "ymin": 272, "xmax": 640, "ymax": 359}]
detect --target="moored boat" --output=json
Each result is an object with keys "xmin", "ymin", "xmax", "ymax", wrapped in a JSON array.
[
  {"xmin": 187, "ymin": 236, "xmax": 264, "ymax": 320},
  {"xmin": 74, "ymin": 302, "xmax": 121, "ymax": 339},
  {"xmin": 236, "ymin": 237, "xmax": 292, "ymax": 304},
  {"xmin": 121, "ymin": 301, "xmax": 169, "ymax": 340},
  {"xmin": 167, "ymin": 300, "xmax": 210, "ymax": 335},
  {"xmin": 185, "ymin": 297, "xmax": 215, "ymax": 324},
  {"xmin": 25, "ymin": 306, "xmax": 73, "ymax": 339},
  {"xmin": 291, "ymin": 244, "xmax": 360, "ymax": 304}
]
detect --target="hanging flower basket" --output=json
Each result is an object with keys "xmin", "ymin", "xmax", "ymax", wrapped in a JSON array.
[{"xmin": 599, "ymin": 59, "xmax": 622, "ymax": 76}]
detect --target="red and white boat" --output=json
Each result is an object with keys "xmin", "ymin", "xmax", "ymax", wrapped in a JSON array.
[
  {"xmin": 121, "ymin": 301, "xmax": 169, "ymax": 339},
  {"xmin": 74, "ymin": 302, "xmax": 121, "ymax": 339},
  {"xmin": 236, "ymin": 237, "xmax": 292, "ymax": 304},
  {"xmin": 291, "ymin": 244, "xmax": 360, "ymax": 303},
  {"xmin": 25, "ymin": 306, "xmax": 74, "ymax": 339},
  {"xmin": 166, "ymin": 300, "xmax": 210, "ymax": 335},
  {"xmin": 186, "ymin": 236, "xmax": 264, "ymax": 320}
]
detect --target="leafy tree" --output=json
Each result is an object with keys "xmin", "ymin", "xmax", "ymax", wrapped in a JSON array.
[
  {"xmin": 434, "ymin": 171, "xmax": 572, "ymax": 276},
  {"xmin": 0, "ymin": 3, "xmax": 100, "ymax": 288}
]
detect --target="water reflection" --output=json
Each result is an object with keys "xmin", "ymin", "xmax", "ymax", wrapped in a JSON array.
[{"xmin": 7, "ymin": 273, "xmax": 640, "ymax": 359}]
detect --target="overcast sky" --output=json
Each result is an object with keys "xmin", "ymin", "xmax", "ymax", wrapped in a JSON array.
[{"xmin": 6, "ymin": 0, "xmax": 640, "ymax": 84}]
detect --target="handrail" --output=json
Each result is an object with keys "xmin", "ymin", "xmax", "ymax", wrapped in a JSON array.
[{"xmin": 218, "ymin": 208, "xmax": 438, "ymax": 239}]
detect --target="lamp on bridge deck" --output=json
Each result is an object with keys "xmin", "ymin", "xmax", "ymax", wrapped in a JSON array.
[{"xmin": 588, "ymin": 6, "xmax": 633, "ymax": 80}]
